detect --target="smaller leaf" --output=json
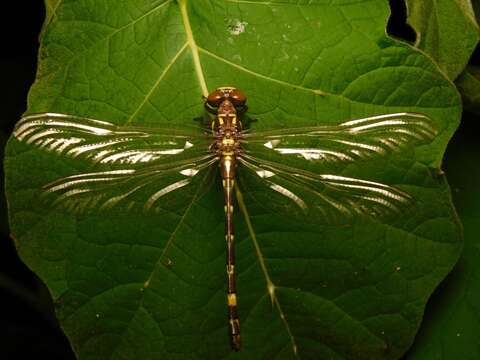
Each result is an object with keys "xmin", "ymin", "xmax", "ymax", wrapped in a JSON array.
[
  {"xmin": 456, "ymin": 65, "xmax": 480, "ymax": 114},
  {"xmin": 406, "ymin": 0, "xmax": 480, "ymax": 79}
]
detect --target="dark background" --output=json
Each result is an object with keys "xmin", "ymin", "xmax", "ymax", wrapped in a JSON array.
[
  {"xmin": 0, "ymin": 1, "xmax": 477, "ymax": 359},
  {"xmin": 0, "ymin": 2, "xmax": 76, "ymax": 358}
]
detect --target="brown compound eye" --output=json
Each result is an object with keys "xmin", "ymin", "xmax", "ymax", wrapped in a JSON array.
[
  {"xmin": 206, "ymin": 90, "xmax": 224, "ymax": 107},
  {"xmin": 230, "ymin": 89, "xmax": 246, "ymax": 106}
]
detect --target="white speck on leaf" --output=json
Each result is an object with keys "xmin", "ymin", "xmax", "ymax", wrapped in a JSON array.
[
  {"xmin": 396, "ymin": 266, "xmax": 401, "ymax": 271},
  {"xmin": 227, "ymin": 19, "xmax": 248, "ymax": 35},
  {"xmin": 278, "ymin": 49, "xmax": 290, "ymax": 61}
]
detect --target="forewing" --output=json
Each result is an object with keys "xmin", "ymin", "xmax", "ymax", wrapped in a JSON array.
[
  {"xmin": 242, "ymin": 112, "xmax": 437, "ymax": 163},
  {"xmin": 14, "ymin": 113, "xmax": 212, "ymax": 167}
]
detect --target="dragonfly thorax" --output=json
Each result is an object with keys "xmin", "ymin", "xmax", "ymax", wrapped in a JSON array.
[
  {"xmin": 211, "ymin": 114, "xmax": 242, "ymax": 158},
  {"xmin": 215, "ymin": 100, "xmax": 241, "ymax": 130}
]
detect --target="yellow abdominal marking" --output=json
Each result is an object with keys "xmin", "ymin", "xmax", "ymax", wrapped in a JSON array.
[
  {"xmin": 226, "ymin": 235, "xmax": 234, "ymax": 241},
  {"xmin": 222, "ymin": 179, "xmax": 235, "ymax": 187},
  {"xmin": 228, "ymin": 293, "xmax": 237, "ymax": 306},
  {"xmin": 227, "ymin": 264, "xmax": 234, "ymax": 274}
]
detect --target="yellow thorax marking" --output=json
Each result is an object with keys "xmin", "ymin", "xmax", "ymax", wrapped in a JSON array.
[{"xmin": 222, "ymin": 138, "xmax": 235, "ymax": 146}]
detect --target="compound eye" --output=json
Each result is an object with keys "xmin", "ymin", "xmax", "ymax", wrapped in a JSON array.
[
  {"xmin": 230, "ymin": 89, "xmax": 247, "ymax": 106},
  {"xmin": 206, "ymin": 90, "xmax": 224, "ymax": 107}
]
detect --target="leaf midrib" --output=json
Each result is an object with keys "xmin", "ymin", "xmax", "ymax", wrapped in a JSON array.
[{"xmin": 179, "ymin": 0, "xmax": 209, "ymax": 97}]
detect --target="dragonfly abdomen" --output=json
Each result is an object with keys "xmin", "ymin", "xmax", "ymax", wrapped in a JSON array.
[{"xmin": 220, "ymin": 153, "xmax": 241, "ymax": 351}]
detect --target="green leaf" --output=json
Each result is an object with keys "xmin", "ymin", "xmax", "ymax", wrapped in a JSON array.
[
  {"xmin": 405, "ymin": 0, "xmax": 480, "ymax": 80},
  {"xmin": 456, "ymin": 65, "xmax": 480, "ymax": 114},
  {"xmin": 406, "ymin": 115, "xmax": 479, "ymax": 360},
  {"xmin": 5, "ymin": 1, "xmax": 462, "ymax": 358}
]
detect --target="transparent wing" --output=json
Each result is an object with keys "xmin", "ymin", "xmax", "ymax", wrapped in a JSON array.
[
  {"xmin": 14, "ymin": 112, "xmax": 218, "ymax": 214},
  {"xmin": 242, "ymin": 112, "xmax": 437, "ymax": 163},
  {"xmin": 238, "ymin": 153, "xmax": 412, "ymax": 223},
  {"xmin": 14, "ymin": 113, "xmax": 213, "ymax": 166},
  {"xmin": 42, "ymin": 155, "xmax": 217, "ymax": 214}
]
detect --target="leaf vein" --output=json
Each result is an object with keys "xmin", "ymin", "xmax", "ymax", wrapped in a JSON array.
[
  {"xmin": 125, "ymin": 42, "xmax": 189, "ymax": 124},
  {"xmin": 236, "ymin": 187, "xmax": 299, "ymax": 358}
]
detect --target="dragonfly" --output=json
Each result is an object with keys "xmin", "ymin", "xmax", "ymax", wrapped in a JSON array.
[{"xmin": 13, "ymin": 87, "xmax": 437, "ymax": 351}]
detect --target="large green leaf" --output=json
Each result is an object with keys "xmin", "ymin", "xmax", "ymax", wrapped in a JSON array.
[
  {"xmin": 405, "ymin": 0, "xmax": 479, "ymax": 80},
  {"xmin": 4, "ymin": 0, "xmax": 462, "ymax": 359}
]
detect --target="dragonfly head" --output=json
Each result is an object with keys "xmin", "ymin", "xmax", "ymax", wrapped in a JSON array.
[
  {"xmin": 207, "ymin": 87, "xmax": 246, "ymax": 133},
  {"xmin": 205, "ymin": 87, "xmax": 247, "ymax": 115}
]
